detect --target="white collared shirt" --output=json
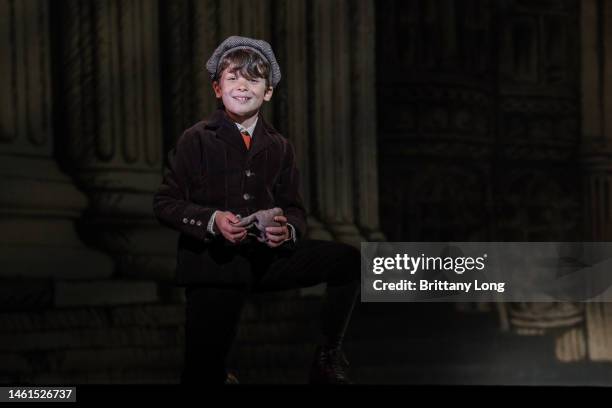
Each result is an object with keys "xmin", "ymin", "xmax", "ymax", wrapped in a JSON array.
[{"xmin": 235, "ymin": 118, "xmax": 258, "ymax": 138}]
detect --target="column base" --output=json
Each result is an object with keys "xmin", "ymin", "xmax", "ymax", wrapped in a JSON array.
[
  {"xmin": 328, "ymin": 223, "xmax": 365, "ymax": 248},
  {"xmin": 305, "ymin": 216, "xmax": 334, "ymax": 241},
  {"xmin": 81, "ymin": 218, "xmax": 179, "ymax": 281},
  {"xmin": 54, "ymin": 279, "xmax": 159, "ymax": 307},
  {"xmin": 0, "ymin": 156, "xmax": 114, "ymax": 279},
  {"xmin": 360, "ymin": 228, "xmax": 387, "ymax": 242}
]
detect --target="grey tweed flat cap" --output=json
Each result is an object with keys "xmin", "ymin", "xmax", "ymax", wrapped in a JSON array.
[{"xmin": 206, "ymin": 36, "xmax": 282, "ymax": 87}]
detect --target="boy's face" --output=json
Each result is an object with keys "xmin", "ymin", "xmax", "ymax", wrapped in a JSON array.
[{"xmin": 212, "ymin": 65, "xmax": 273, "ymax": 119}]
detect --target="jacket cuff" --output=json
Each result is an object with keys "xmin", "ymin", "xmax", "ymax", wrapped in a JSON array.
[
  {"xmin": 285, "ymin": 214, "xmax": 306, "ymax": 241},
  {"xmin": 207, "ymin": 210, "xmax": 219, "ymax": 237},
  {"xmin": 179, "ymin": 204, "xmax": 216, "ymax": 242},
  {"xmin": 286, "ymin": 223, "xmax": 297, "ymax": 243}
]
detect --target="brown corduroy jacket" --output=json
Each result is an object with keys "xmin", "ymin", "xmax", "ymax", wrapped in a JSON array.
[{"xmin": 153, "ymin": 108, "xmax": 307, "ymax": 285}]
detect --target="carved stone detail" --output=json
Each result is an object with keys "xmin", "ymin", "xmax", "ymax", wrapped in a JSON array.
[
  {"xmin": 59, "ymin": 0, "xmax": 174, "ymax": 279},
  {"xmin": 0, "ymin": 0, "xmax": 113, "ymax": 280}
]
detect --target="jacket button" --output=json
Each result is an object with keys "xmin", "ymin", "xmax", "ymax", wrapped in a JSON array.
[
  {"xmin": 190, "ymin": 219, "xmax": 195, "ymax": 225},
  {"xmin": 243, "ymin": 193, "xmax": 251, "ymax": 201},
  {"xmin": 245, "ymin": 170, "xmax": 254, "ymax": 177},
  {"xmin": 182, "ymin": 218, "xmax": 188, "ymax": 224},
  {"xmin": 196, "ymin": 220, "xmax": 202, "ymax": 227}
]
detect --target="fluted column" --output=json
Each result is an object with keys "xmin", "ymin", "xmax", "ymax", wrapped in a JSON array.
[
  {"xmin": 192, "ymin": 0, "xmax": 220, "ymax": 121},
  {"xmin": 351, "ymin": 0, "xmax": 385, "ymax": 242},
  {"xmin": 270, "ymin": 0, "xmax": 332, "ymax": 241},
  {"xmin": 581, "ymin": 0, "xmax": 612, "ymax": 241},
  {"xmin": 58, "ymin": 0, "xmax": 174, "ymax": 279},
  {"xmin": 0, "ymin": 0, "xmax": 113, "ymax": 279},
  {"xmin": 312, "ymin": 0, "xmax": 365, "ymax": 246},
  {"xmin": 581, "ymin": 0, "xmax": 612, "ymax": 361}
]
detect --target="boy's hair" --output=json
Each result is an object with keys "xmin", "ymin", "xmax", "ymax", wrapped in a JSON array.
[{"xmin": 213, "ymin": 48, "xmax": 272, "ymax": 88}]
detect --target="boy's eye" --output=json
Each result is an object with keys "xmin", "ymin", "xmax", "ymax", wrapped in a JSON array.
[{"xmin": 249, "ymin": 79, "xmax": 259, "ymax": 83}]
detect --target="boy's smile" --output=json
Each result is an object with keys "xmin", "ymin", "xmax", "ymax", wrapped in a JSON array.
[
  {"xmin": 233, "ymin": 96, "xmax": 251, "ymax": 103},
  {"xmin": 212, "ymin": 65, "xmax": 273, "ymax": 127}
]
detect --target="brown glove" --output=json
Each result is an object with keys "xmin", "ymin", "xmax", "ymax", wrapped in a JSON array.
[{"xmin": 233, "ymin": 207, "xmax": 284, "ymax": 243}]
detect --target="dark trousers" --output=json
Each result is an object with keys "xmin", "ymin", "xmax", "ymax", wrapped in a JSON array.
[{"xmin": 181, "ymin": 239, "xmax": 361, "ymax": 384}]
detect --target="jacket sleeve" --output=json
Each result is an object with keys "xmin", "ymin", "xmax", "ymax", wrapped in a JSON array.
[
  {"xmin": 153, "ymin": 129, "xmax": 217, "ymax": 242},
  {"xmin": 274, "ymin": 141, "xmax": 307, "ymax": 240}
]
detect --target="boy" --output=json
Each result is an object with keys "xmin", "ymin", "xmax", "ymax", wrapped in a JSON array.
[{"xmin": 153, "ymin": 36, "xmax": 360, "ymax": 384}]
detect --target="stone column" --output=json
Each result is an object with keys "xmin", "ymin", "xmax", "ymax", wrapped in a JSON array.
[
  {"xmin": 491, "ymin": 0, "xmax": 587, "ymax": 362},
  {"xmin": 192, "ymin": 0, "xmax": 221, "ymax": 121},
  {"xmin": 581, "ymin": 0, "xmax": 612, "ymax": 241},
  {"xmin": 581, "ymin": 0, "xmax": 612, "ymax": 362},
  {"xmin": 58, "ymin": 0, "xmax": 175, "ymax": 279},
  {"xmin": 161, "ymin": 0, "xmax": 218, "ymax": 148},
  {"xmin": 311, "ymin": 0, "xmax": 365, "ymax": 246},
  {"xmin": 0, "ymin": 0, "xmax": 113, "ymax": 280},
  {"xmin": 270, "ymin": 0, "xmax": 332, "ymax": 241},
  {"xmin": 351, "ymin": 0, "xmax": 385, "ymax": 242}
]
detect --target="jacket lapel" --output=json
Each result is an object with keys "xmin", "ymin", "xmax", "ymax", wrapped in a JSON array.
[
  {"xmin": 220, "ymin": 123, "xmax": 249, "ymax": 153},
  {"xmin": 205, "ymin": 109, "xmax": 248, "ymax": 153},
  {"xmin": 204, "ymin": 108, "xmax": 274, "ymax": 157},
  {"xmin": 248, "ymin": 117, "xmax": 273, "ymax": 158}
]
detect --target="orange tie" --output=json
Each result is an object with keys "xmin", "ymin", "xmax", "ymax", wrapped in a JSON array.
[{"xmin": 240, "ymin": 129, "xmax": 251, "ymax": 150}]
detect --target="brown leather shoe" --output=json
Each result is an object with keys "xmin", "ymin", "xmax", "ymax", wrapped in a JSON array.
[
  {"xmin": 224, "ymin": 372, "xmax": 239, "ymax": 384},
  {"xmin": 309, "ymin": 346, "xmax": 353, "ymax": 384}
]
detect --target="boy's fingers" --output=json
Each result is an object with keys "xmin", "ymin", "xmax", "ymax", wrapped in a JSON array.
[
  {"xmin": 226, "ymin": 226, "xmax": 246, "ymax": 234},
  {"xmin": 265, "ymin": 239, "xmax": 281, "ymax": 248},
  {"xmin": 227, "ymin": 231, "xmax": 246, "ymax": 243},
  {"xmin": 265, "ymin": 226, "xmax": 286, "ymax": 235},
  {"xmin": 223, "ymin": 221, "xmax": 246, "ymax": 234},
  {"xmin": 229, "ymin": 230, "xmax": 246, "ymax": 238},
  {"xmin": 273, "ymin": 216, "xmax": 287, "ymax": 224},
  {"xmin": 225, "ymin": 213, "xmax": 240, "ymax": 224},
  {"xmin": 269, "ymin": 238, "xmax": 284, "ymax": 247},
  {"xmin": 266, "ymin": 232, "xmax": 284, "ymax": 243}
]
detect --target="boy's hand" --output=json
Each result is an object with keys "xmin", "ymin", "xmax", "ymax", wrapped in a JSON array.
[
  {"xmin": 214, "ymin": 211, "xmax": 247, "ymax": 244},
  {"xmin": 265, "ymin": 215, "xmax": 290, "ymax": 248}
]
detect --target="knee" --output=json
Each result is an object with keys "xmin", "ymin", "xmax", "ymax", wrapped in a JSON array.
[
  {"xmin": 330, "ymin": 242, "xmax": 361, "ymax": 282},
  {"xmin": 340, "ymin": 243, "xmax": 361, "ymax": 267}
]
